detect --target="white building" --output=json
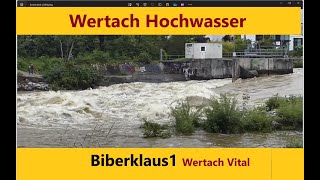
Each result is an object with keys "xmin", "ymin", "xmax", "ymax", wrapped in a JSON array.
[
  {"xmin": 240, "ymin": 35, "xmax": 257, "ymax": 42},
  {"xmin": 185, "ymin": 43, "xmax": 222, "ymax": 59},
  {"xmin": 289, "ymin": 8, "xmax": 303, "ymax": 51},
  {"xmin": 289, "ymin": 35, "xmax": 303, "ymax": 51}
]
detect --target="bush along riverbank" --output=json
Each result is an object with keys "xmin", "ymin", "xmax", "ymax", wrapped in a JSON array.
[
  {"xmin": 140, "ymin": 94, "xmax": 303, "ymax": 146},
  {"xmin": 43, "ymin": 62, "xmax": 101, "ymax": 91},
  {"xmin": 17, "ymin": 61, "xmax": 102, "ymax": 91}
]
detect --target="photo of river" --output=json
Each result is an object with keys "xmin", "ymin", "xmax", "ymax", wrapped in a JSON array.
[{"xmin": 17, "ymin": 68, "xmax": 303, "ymax": 147}]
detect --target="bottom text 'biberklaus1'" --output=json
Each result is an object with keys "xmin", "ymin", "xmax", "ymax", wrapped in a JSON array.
[
  {"xmin": 91, "ymin": 154, "xmax": 250, "ymax": 167},
  {"xmin": 182, "ymin": 158, "xmax": 250, "ymax": 166},
  {"xmin": 91, "ymin": 154, "xmax": 176, "ymax": 166}
]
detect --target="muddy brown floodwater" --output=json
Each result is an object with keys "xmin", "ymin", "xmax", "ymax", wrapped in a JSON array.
[{"xmin": 17, "ymin": 68, "xmax": 303, "ymax": 147}]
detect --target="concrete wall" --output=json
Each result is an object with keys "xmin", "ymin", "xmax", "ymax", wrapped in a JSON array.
[
  {"xmin": 92, "ymin": 63, "xmax": 165, "ymax": 75},
  {"xmin": 185, "ymin": 43, "xmax": 222, "ymax": 59},
  {"xmin": 191, "ymin": 58, "xmax": 293, "ymax": 81},
  {"xmin": 95, "ymin": 58, "xmax": 293, "ymax": 84},
  {"xmin": 232, "ymin": 59, "xmax": 240, "ymax": 82},
  {"xmin": 98, "ymin": 76, "xmax": 133, "ymax": 86},
  {"xmin": 238, "ymin": 58, "xmax": 293, "ymax": 77},
  {"xmin": 98, "ymin": 73, "xmax": 186, "ymax": 86},
  {"xmin": 162, "ymin": 62, "xmax": 191, "ymax": 74},
  {"xmin": 96, "ymin": 62, "xmax": 187, "ymax": 85},
  {"xmin": 133, "ymin": 72, "xmax": 186, "ymax": 82},
  {"xmin": 191, "ymin": 59, "xmax": 232, "ymax": 79}
]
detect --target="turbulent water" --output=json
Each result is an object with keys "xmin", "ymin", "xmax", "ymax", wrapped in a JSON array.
[{"xmin": 17, "ymin": 68, "xmax": 303, "ymax": 147}]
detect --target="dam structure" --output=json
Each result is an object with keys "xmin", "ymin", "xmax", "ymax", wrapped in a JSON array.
[{"xmin": 160, "ymin": 42, "xmax": 294, "ymax": 82}]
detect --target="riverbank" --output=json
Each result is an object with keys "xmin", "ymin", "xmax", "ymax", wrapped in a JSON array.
[
  {"xmin": 17, "ymin": 61, "xmax": 302, "ymax": 92},
  {"xmin": 17, "ymin": 70, "xmax": 49, "ymax": 91}
]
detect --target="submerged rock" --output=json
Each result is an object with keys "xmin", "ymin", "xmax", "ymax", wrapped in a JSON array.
[
  {"xmin": 185, "ymin": 96, "xmax": 211, "ymax": 107},
  {"xmin": 18, "ymin": 81, "xmax": 49, "ymax": 91}
]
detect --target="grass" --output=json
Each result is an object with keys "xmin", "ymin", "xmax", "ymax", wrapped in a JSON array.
[
  {"xmin": 241, "ymin": 109, "xmax": 273, "ymax": 133},
  {"xmin": 17, "ymin": 57, "xmax": 63, "ymax": 74},
  {"xmin": 140, "ymin": 120, "xmax": 171, "ymax": 138},
  {"xmin": 286, "ymin": 137, "xmax": 303, "ymax": 148},
  {"xmin": 293, "ymin": 60, "xmax": 303, "ymax": 68},
  {"xmin": 204, "ymin": 95, "xmax": 243, "ymax": 134},
  {"xmin": 265, "ymin": 94, "xmax": 286, "ymax": 111},
  {"xmin": 265, "ymin": 95, "xmax": 303, "ymax": 130},
  {"xmin": 167, "ymin": 94, "xmax": 303, "ymax": 134},
  {"xmin": 170, "ymin": 101, "xmax": 203, "ymax": 135},
  {"xmin": 276, "ymin": 100, "xmax": 303, "ymax": 130},
  {"xmin": 18, "ymin": 55, "xmax": 161, "ymax": 75},
  {"xmin": 137, "ymin": 94, "xmax": 303, "ymax": 139}
]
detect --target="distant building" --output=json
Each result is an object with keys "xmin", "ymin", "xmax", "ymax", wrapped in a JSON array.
[
  {"xmin": 240, "ymin": 34, "xmax": 302, "ymax": 51},
  {"xmin": 185, "ymin": 43, "xmax": 222, "ymax": 59},
  {"xmin": 240, "ymin": 9, "xmax": 303, "ymax": 51},
  {"xmin": 289, "ymin": 35, "xmax": 303, "ymax": 51},
  {"xmin": 240, "ymin": 35, "xmax": 289, "ymax": 45},
  {"xmin": 204, "ymin": 35, "xmax": 224, "ymax": 42}
]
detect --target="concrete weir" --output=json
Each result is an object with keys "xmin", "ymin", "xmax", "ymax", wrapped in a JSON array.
[
  {"xmin": 190, "ymin": 58, "xmax": 233, "ymax": 79},
  {"xmin": 95, "ymin": 58, "xmax": 293, "ymax": 85},
  {"xmin": 232, "ymin": 58, "xmax": 293, "ymax": 81},
  {"xmin": 189, "ymin": 58, "xmax": 293, "ymax": 81}
]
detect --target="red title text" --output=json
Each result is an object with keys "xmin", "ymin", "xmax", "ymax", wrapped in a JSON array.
[{"xmin": 69, "ymin": 14, "xmax": 247, "ymax": 28}]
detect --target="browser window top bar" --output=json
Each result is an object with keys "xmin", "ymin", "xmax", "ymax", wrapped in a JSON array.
[
  {"xmin": 17, "ymin": 0, "xmax": 303, "ymax": 1},
  {"xmin": 17, "ymin": 1, "xmax": 303, "ymax": 7}
]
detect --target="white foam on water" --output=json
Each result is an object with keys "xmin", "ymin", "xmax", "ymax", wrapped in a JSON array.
[{"xmin": 17, "ymin": 79, "xmax": 232, "ymax": 127}]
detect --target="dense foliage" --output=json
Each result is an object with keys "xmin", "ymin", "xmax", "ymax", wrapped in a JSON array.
[
  {"xmin": 171, "ymin": 101, "xmax": 203, "ymax": 135},
  {"xmin": 18, "ymin": 35, "xmax": 207, "ymax": 64},
  {"xmin": 167, "ymin": 94, "xmax": 302, "ymax": 135},
  {"xmin": 43, "ymin": 63, "xmax": 101, "ymax": 90},
  {"xmin": 204, "ymin": 95, "xmax": 243, "ymax": 134}
]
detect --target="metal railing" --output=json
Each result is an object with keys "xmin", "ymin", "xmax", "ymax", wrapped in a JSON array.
[
  {"xmin": 161, "ymin": 49, "xmax": 291, "ymax": 61},
  {"xmin": 162, "ymin": 55, "xmax": 185, "ymax": 61},
  {"xmin": 223, "ymin": 49, "xmax": 288, "ymax": 58}
]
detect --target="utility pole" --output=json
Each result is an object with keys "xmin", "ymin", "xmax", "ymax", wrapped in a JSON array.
[
  {"xmin": 233, "ymin": 35, "xmax": 236, "ymax": 57},
  {"xmin": 160, "ymin": 48, "xmax": 163, "ymax": 61}
]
